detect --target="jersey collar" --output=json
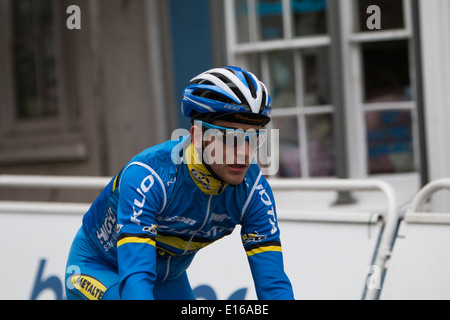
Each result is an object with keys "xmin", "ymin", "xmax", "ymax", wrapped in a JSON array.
[{"xmin": 185, "ymin": 143, "xmax": 227, "ymax": 195}]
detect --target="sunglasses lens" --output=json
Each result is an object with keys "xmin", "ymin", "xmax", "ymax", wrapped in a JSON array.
[{"xmin": 202, "ymin": 123, "xmax": 267, "ymax": 148}]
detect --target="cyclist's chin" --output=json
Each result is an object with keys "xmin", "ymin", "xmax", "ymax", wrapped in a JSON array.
[{"xmin": 212, "ymin": 163, "xmax": 249, "ymax": 186}]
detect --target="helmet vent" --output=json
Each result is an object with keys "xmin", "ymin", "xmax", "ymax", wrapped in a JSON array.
[
  {"xmin": 242, "ymin": 72, "xmax": 257, "ymax": 99},
  {"xmin": 192, "ymin": 89, "xmax": 236, "ymax": 104}
]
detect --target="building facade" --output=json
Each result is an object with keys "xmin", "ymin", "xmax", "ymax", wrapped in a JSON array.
[{"xmin": 0, "ymin": 0, "xmax": 449, "ymax": 210}]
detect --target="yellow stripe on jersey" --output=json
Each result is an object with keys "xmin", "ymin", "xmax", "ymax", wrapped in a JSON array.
[
  {"xmin": 112, "ymin": 174, "xmax": 119, "ymax": 192},
  {"xmin": 117, "ymin": 236, "xmax": 156, "ymax": 248},
  {"xmin": 156, "ymin": 233, "xmax": 214, "ymax": 252},
  {"xmin": 246, "ymin": 245, "xmax": 282, "ymax": 257}
]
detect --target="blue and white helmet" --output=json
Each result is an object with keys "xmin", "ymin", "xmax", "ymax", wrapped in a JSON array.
[{"xmin": 181, "ymin": 66, "xmax": 271, "ymax": 126}]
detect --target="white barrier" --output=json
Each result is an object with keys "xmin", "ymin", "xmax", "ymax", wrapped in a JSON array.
[
  {"xmin": 0, "ymin": 175, "xmax": 108, "ymax": 300},
  {"xmin": 380, "ymin": 178, "xmax": 450, "ymax": 300},
  {"xmin": 0, "ymin": 175, "xmax": 399, "ymax": 300}
]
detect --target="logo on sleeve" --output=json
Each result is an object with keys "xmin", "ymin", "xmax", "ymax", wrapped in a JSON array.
[
  {"xmin": 131, "ymin": 174, "xmax": 155, "ymax": 225},
  {"xmin": 255, "ymin": 184, "xmax": 277, "ymax": 234},
  {"xmin": 143, "ymin": 224, "xmax": 157, "ymax": 235},
  {"xmin": 242, "ymin": 231, "xmax": 268, "ymax": 245}
]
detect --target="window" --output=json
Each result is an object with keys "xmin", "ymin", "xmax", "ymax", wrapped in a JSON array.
[
  {"xmin": 343, "ymin": 0, "xmax": 418, "ymax": 176},
  {"xmin": 292, "ymin": 0, "xmax": 327, "ymax": 36},
  {"xmin": 12, "ymin": 0, "xmax": 59, "ymax": 120},
  {"xmin": 225, "ymin": 0, "xmax": 333, "ymax": 178},
  {"xmin": 225, "ymin": 0, "xmax": 420, "ymax": 179},
  {"xmin": 258, "ymin": 0, "xmax": 284, "ymax": 41},
  {"xmin": 267, "ymin": 47, "xmax": 334, "ymax": 178},
  {"xmin": 354, "ymin": 0, "xmax": 404, "ymax": 32},
  {"xmin": 0, "ymin": 0, "xmax": 85, "ymax": 164},
  {"xmin": 361, "ymin": 40, "xmax": 415, "ymax": 174}
]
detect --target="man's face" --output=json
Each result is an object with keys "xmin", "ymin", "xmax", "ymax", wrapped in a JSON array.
[{"xmin": 190, "ymin": 120, "xmax": 262, "ymax": 186}]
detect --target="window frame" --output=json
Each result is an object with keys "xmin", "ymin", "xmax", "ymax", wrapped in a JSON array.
[
  {"xmin": 225, "ymin": 0, "xmax": 420, "ymax": 179},
  {"xmin": 339, "ymin": 0, "xmax": 419, "ymax": 178},
  {"xmin": 225, "ymin": 0, "xmax": 334, "ymax": 178}
]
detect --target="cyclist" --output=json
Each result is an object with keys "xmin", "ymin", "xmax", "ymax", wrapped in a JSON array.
[{"xmin": 65, "ymin": 66, "xmax": 294, "ymax": 300}]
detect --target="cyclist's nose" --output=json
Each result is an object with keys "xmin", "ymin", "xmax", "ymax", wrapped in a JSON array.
[{"xmin": 235, "ymin": 140, "xmax": 249, "ymax": 164}]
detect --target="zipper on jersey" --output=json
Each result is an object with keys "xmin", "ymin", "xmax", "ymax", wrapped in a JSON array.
[
  {"xmin": 162, "ymin": 192, "xmax": 213, "ymax": 281},
  {"xmin": 183, "ymin": 191, "xmax": 216, "ymax": 254},
  {"xmin": 217, "ymin": 181, "xmax": 226, "ymax": 194}
]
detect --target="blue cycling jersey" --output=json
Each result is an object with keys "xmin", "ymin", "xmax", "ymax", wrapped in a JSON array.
[{"xmin": 72, "ymin": 136, "xmax": 294, "ymax": 300}]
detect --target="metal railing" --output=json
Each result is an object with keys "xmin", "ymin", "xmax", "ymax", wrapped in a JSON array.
[
  {"xmin": 0, "ymin": 174, "xmax": 110, "ymax": 189},
  {"xmin": 404, "ymin": 178, "xmax": 450, "ymax": 224},
  {"xmin": 379, "ymin": 178, "xmax": 450, "ymax": 300},
  {"xmin": 407, "ymin": 178, "xmax": 450, "ymax": 213},
  {"xmin": 0, "ymin": 174, "xmax": 110, "ymax": 215}
]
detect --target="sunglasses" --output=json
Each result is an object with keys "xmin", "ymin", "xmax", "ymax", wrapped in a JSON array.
[{"xmin": 200, "ymin": 122, "xmax": 267, "ymax": 148}]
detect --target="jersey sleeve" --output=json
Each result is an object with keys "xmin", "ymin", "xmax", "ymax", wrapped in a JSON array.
[
  {"xmin": 240, "ymin": 173, "xmax": 294, "ymax": 300},
  {"xmin": 115, "ymin": 162, "xmax": 166, "ymax": 300}
]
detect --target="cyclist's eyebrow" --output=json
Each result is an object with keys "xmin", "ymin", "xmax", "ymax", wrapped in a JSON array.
[{"xmin": 204, "ymin": 123, "xmax": 238, "ymax": 131}]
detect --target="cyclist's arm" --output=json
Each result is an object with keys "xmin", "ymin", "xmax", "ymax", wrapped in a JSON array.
[
  {"xmin": 116, "ymin": 162, "xmax": 166, "ymax": 300},
  {"xmin": 240, "ymin": 173, "xmax": 294, "ymax": 300}
]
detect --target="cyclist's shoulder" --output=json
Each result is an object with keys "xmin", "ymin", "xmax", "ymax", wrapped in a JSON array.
[
  {"xmin": 122, "ymin": 138, "xmax": 185, "ymax": 182},
  {"xmin": 136, "ymin": 138, "xmax": 183, "ymax": 162}
]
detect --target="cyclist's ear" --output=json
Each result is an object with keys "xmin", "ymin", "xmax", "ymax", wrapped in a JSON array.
[{"xmin": 190, "ymin": 124, "xmax": 203, "ymax": 150}]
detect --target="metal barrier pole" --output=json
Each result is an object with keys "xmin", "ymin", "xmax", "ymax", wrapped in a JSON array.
[
  {"xmin": 407, "ymin": 178, "xmax": 450, "ymax": 214},
  {"xmin": 0, "ymin": 174, "xmax": 111, "ymax": 189},
  {"xmin": 0, "ymin": 175, "xmax": 111, "ymax": 216}
]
